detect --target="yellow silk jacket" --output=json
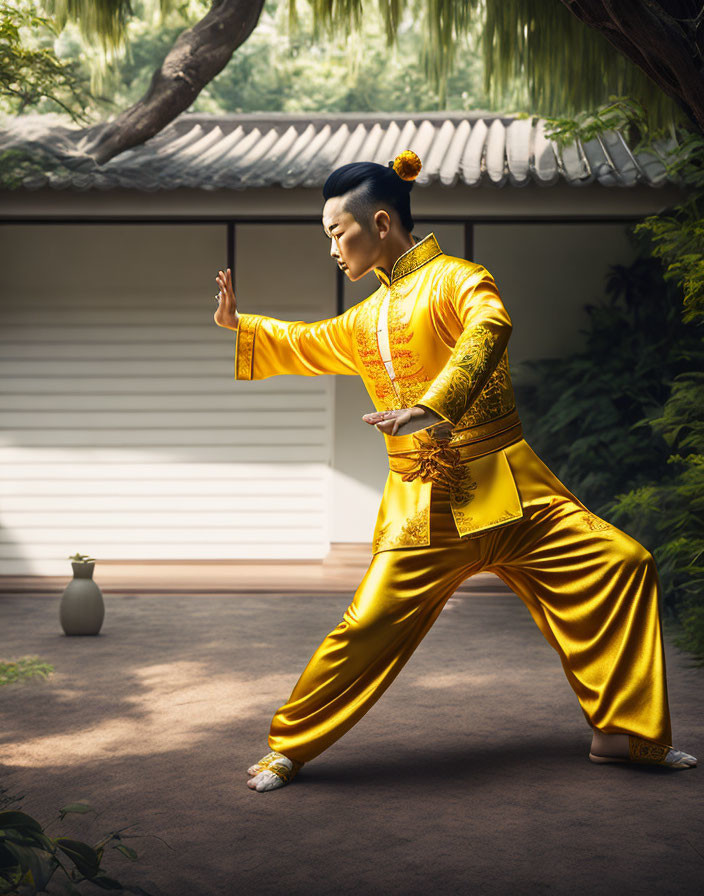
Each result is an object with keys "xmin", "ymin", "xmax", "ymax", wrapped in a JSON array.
[{"xmin": 234, "ymin": 233, "xmax": 525, "ymax": 554}]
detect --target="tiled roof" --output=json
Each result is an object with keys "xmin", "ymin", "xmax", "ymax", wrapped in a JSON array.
[{"xmin": 0, "ymin": 111, "xmax": 678, "ymax": 191}]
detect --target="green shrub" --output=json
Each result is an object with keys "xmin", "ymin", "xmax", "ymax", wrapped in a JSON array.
[
  {"xmin": 514, "ymin": 246, "xmax": 703, "ymax": 514},
  {"xmin": 517, "ymin": 101, "xmax": 704, "ymax": 662}
]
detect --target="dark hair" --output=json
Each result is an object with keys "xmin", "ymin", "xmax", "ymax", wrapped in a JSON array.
[{"xmin": 322, "ymin": 162, "xmax": 415, "ymax": 233}]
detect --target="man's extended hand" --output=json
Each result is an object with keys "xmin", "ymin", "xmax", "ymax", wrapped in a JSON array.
[
  {"xmin": 362, "ymin": 406, "xmax": 452, "ymax": 438},
  {"xmin": 214, "ymin": 267, "xmax": 240, "ymax": 330}
]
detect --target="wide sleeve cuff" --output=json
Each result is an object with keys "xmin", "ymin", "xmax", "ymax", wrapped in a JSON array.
[
  {"xmin": 234, "ymin": 313, "xmax": 262, "ymax": 381},
  {"xmin": 413, "ymin": 402, "xmax": 456, "ymax": 427}
]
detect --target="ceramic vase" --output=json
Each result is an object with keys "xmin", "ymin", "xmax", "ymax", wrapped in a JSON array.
[{"xmin": 59, "ymin": 562, "xmax": 105, "ymax": 636}]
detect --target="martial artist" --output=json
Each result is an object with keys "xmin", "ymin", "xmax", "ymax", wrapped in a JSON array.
[{"xmin": 213, "ymin": 151, "xmax": 696, "ymax": 792}]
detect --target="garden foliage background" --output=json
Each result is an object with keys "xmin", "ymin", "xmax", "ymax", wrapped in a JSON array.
[{"xmin": 518, "ymin": 113, "xmax": 704, "ymax": 662}]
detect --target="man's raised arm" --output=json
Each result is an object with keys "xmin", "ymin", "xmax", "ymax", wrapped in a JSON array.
[{"xmin": 214, "ymin": 267, "xmax": 358, "ymax": 380}]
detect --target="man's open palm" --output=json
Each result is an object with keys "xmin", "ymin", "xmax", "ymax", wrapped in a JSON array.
[
  {"xmin": 363, "ymin": 407, "xmax": 450, "ymax": 437},
  {"xmin": 214, "ymin": 268, "xmax": 240, "ymax": 330}
]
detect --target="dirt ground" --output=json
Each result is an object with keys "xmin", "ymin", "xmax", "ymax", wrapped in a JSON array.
[{"xmin": 1, "ymin": 585, "xmax": 703, "ymax": 896}]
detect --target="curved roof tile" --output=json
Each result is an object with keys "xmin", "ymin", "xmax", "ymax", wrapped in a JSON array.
[{"xmin": 0, "ymin": 111, "xmax": 680, "ymax": 191}]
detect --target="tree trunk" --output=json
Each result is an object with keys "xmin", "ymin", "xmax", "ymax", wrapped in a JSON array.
[
  {"xmin": 84, "ymin": 0, "xmax": 265, "ymax": 164},
  {"xmin": 559, "ymin": 1, "xmax": 704, "ymax": 133}
]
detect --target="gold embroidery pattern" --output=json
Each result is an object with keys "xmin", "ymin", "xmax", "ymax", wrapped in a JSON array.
[
  {"xmin": 628, "ymin": 737, "xmax": 671, "ymax": 764},
  {"xmin": 373, "ymin": 507, "xmax": 428, "ymax": 553},
  {"xmin": 354, "ymin": 290, "xmax": 402, "ymax": 408},
  {"xmin": 400, "ymin": 377, "xmax": 435, "ymax": 408},
  {"xmin": 252, "ymin": 751, "xmax": 304, "ymax": 782},
  {"xmin": 396, "ymin": 507, "xmax": 428, "ymax": 544},
  {"xmin": 582, "ymin": 512, "xmax": 611, "ymax": 532},
  {"xmin": 235, "ymin": 314, "xmax": 259, "ymax": 380},
  {"xmin": 372, "ymin": 521, "xmax": 392, "ymax": 554},
  {"xmin": 250, "ymin": 750, "xmax": 305, "ymax": 784},
  {"xmin": 390, "ymin": 234, "xmax": 442, "ymax": 282},
  {"xmin": 253, "ymin": 750, "xmax": 282, "ymax": 768},
  {"xmin": 422, "ymin": 324, "xmax": 513, "ymax": 426},
  {"xmin": 454, "ymin": 351, "xmax": 516, "ymax": 429},
  {"xmin": 450, "ymin": 474, "xmax": 479, "ymax": 506},
  {"xmin": 453, "ymin": 506, "xmax": 522, "ymax": 535}
]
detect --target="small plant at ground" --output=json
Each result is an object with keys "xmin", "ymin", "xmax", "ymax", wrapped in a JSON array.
[
  {"xmin": 0, "ymin": 657, "xmax": 54, "ymax": 687},
  {"xmin": 0, "ymin": 792, "xmax": 163, "ymax": 896},
  {"xmin": 67, "ymin": 554, "xmax": 95, "ymax": 564}
]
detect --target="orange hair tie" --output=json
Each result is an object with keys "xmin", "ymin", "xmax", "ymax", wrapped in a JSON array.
[{"xmin": 389, "ymin": 150, "xmax": 422, "ymax": 181}]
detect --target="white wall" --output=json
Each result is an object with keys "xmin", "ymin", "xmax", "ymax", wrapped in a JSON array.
[{"xmin": 0, "ymin": 223, "xmax": 335, "ymax": 574}]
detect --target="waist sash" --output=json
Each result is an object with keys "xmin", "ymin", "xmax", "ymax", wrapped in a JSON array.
[{"xmin": 385, "ymin": 409, "xmax": 524, "ymax": 537}]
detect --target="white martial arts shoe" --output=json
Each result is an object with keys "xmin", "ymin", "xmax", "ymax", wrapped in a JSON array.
[
  {"xmin": 589, "ymin": 735, "xmax": 697, "ymax": 768},
  {"xmin": 246, "ymin": 750, "xmax": 304, "ymax": 792}
]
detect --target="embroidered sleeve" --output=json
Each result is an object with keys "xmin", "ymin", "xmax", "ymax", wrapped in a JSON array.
[
  {"xmin": 235, "ymin": 306, "xmax": 359, "ymax": 381},
  {"xmin": 415, "ymin": 265, "xmax": 512, "ymax": 426}
]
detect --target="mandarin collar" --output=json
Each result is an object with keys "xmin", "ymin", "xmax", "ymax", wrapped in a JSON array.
[{"xmin": 373, "ymin": 232, "xmax": 443, "ymax": 287}]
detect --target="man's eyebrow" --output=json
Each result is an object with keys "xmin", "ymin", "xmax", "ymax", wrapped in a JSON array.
[{"xmin": 322, "ymin": 221, "xmax": 339, "ymax": 237}]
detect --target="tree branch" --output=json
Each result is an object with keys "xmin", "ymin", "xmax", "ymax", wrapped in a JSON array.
[
  {"xmin": 83, "ymin": 0, "xmax": 265, "ymax": 164},
  {"xmin": 561, "ymin": 0, "xmax": 704, "ymax": 132}
]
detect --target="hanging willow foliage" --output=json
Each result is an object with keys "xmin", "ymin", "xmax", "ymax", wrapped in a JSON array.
[
  {"xmin": 45, "ymin": 0, "xmax": 138, "ymax": 51},
  {"xmin": 303, "ymin": 0, "xmax": 479, "ymax": 91},
  {"xmin": 481, "ymin": 0, "xmax": 684, "ymax": 131},
  {"xmin": 302, "ymin": 0, "xmax": 685, "ymax": 128},
  {"xmin": 38, "ymin": 1, "xmax": 690, "ymax": 129}
]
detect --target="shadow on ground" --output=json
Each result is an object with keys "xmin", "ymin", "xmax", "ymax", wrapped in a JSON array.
[{"xmin": 1, "ymin": 592, "xmax": 702, "ymax": 896}]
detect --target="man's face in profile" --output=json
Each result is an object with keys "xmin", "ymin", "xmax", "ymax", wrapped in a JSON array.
[{"xmin": 322, "ymin": 195, "xmax": 383, "ymax": 282}]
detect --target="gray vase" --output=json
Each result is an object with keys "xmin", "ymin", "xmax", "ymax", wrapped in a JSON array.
[{"xmin": 59, "ymin": 562, "xmax": 105, "ymax": 636}]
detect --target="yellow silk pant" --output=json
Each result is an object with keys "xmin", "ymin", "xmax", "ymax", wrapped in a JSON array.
[{"xmin": 267, "ymin": 440, "xmax": 673, "ymax": 763}]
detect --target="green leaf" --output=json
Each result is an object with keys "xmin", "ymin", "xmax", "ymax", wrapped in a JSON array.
[
  {"xmin": 114, "ymin": 843, "xmax": 139, "ymax": 861},
  {"xmin": 0, "ymin": 811, "xmax": 43, "ymax": 833},
  {"xmin": 3, "ymin": 842, "xmax": 56, "ymax": 890},
  {"xmin": 55, "ymin": 837, "xmax": 101, "ymax": 878},
  {"xmin": 0, "ymin": 871, "xmax": 25, "ymax": 896},
  {"xmin": 0, "ymin": 828, "xmax": 49, "ymax": 849},
  {"xmin": 59, "ymin": 802, "xmax": 93, "ymax": 818}
]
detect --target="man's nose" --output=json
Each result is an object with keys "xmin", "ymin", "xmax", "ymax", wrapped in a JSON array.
[{"xmin": 330, "ymin": 241, "xmax": 339, "ymax": 259}]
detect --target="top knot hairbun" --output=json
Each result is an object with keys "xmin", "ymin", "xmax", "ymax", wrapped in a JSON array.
[{"xmin": 390, "ymin": 150, "xmax": 422, "ymax": 181}]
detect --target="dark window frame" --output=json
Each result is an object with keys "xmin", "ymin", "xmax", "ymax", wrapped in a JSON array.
[{"xmin": 0, "ymin": 214, "xmax": 645, "ymax": 316}]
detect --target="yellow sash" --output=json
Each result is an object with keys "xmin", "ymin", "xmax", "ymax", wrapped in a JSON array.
[{"xmin": 385, "ymin": 411, "xmax": 524, "ymax": 537}]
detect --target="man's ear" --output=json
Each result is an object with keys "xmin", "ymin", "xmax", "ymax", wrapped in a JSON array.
[{"xmin": 373, "ymin": 208, "xmax": 392, "ymax": 241}]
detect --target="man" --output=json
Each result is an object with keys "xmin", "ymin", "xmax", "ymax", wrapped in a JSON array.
[{"xmin": 214, "ymin": 151, "xmax": 696, "ymax": 792}]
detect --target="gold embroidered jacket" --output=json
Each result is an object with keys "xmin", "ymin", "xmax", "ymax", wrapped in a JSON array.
[{"xmin": 234, "ymin": 233, "xmax": 525, "ymax": 553}]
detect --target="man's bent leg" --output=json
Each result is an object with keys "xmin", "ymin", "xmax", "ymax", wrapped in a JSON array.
[
  {"xmin": 490, "ymin": 497, "xmax": 675, "ymax": 750},
  {"xmin": 265, "ymin": 543, "xmax": 475, "ymax": 766}
]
